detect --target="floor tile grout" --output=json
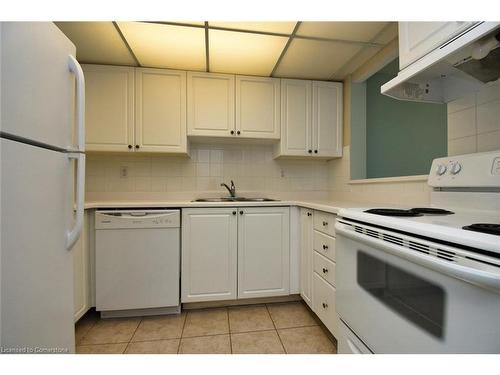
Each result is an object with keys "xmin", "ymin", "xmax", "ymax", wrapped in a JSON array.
[
  {"xmin": 226, "ymin": 308, "xmax": 233, "ymax": 354},
  {"xmin": 265, "ymin": 304, "xmax": 287, "ymax": 354},
  {"xmin": 177, "ymin": 311, "xmax": 188, "ymax": 354}
]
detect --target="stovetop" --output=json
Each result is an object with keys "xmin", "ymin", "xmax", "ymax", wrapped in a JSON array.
[
  {"xmin": 364, "ymin": 208, "xmax": 454, "ymax": 217},
  {"xmin": 338, "ymin": 206, "xmax": 500, "ymax": 254},
  {"xmin": 463, "ymin": 223, "xmax": 500, "ymax": 236}
]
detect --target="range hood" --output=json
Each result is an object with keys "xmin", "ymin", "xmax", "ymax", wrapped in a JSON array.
[{"xmin": 381, "ymin": 22, "xmax": 500, "ymax": 103}]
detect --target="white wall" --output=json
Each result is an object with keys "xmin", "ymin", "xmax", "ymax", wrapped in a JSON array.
[
  {"xmin": 448, "ymin": 80, "xmax": 500, "ymax": 156},
  {"xmin": 85, "ymin": 143, "xmax": 330, "ymax": 201},
  {"xmin": 328, "ymin": 145, "xmax": 432, "ymax": 205}
]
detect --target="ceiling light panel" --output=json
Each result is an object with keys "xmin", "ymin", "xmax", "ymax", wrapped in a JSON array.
[
  {"xmin": 209, "ymin": 29, "xmax": 288, "ymax": 76},
  {"xmin": 55, "ymin": 22, "xmax": 137, "ymax": 65},
  {"xmin": 297, "ymin": 22, "xmax": 389, "ymax": 42},
  {"xmin": 209, "ymin": 22, "xmax": 296, "ymax": 34},
  {"xmin": 117, "ymin": 22, "xmax": 206, "ymax": 70},
  {"xmin": 274, "ymin": 38, "xmax": 363, "ymax": 80}
]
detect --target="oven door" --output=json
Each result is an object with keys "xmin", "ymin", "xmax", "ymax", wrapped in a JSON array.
[{"xmin": 335, "ymin": 221, "xmax": 500, "ymax": 353}]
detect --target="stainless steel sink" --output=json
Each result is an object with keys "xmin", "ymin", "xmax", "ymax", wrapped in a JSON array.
[{"xmin": 192, "ymin": 197, "xmax": 278, "ymax": 202}]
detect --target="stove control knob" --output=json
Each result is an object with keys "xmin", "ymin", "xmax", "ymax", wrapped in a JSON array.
[
  {"xmin": 450, "ymin": 162, "xmax": 462, "ymax": 175},
  {"xmin": 436, "ymin": 164, "xmax": 447, "ymax": 176}
]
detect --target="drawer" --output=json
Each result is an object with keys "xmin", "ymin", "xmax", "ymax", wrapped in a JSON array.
[
  {"xmin": 313, "ymin": 251, "xmax": 336, "ymax": 287},
  {"xmin": 312, "ymin": 272, "xmax": 338, "ymax": 337},
  {"xmin": 313, "ymin": 230, "xmax": 336, "ymax": 262},
  {"xmin": 313, "ymin": 210, "xmax": 336, "ymax": 237}
]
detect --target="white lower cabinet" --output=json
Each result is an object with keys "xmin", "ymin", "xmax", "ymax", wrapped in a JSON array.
[
  {"xmin": 181, "ymin": 207, "xmax": 290, "ymax": 303},
  {"xmin": 73, "ymin": 210, "xmax": 91, "ymax": 322},
  {"xmin": 238, "ymin": 207, "xmax": 290, "ymax": 299},
  {"xmin": 181, "ymin": 208, "xmax": 238, "ymax": 303},
  {"xmin": 299, "ymin": 208, "xmax": 313, "ymax": 308},
  {"xmin": 300, "ymin": 209, "xmax": 339, "ymax": 338},
  {"xmin": 312, "ymin": 272, "xmax": 337, "ymax": 337}
]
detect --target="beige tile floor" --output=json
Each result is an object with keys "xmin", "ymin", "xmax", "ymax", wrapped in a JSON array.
[{"xmin": 75, "ymin": 301, "xmax": 337, "ymax": 354}]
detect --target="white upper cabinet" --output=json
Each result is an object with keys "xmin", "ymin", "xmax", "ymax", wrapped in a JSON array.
[
  {"xmin": 135, "ymin": 68, "xmax": 187, "ymax": 153},
  {"xmin": 312, "ymin": 81, "xmax": 343, "ymax": 157},
  {"xmin": 276, "ymin": 79, "xmax": 342, "ymax": 159},
  {"xmin": 235, "ymin": 76, "xmax": 280, "ymax": 139},
  {"xmin": 84, "ymin": 65, "xmax": 135, "ymax": 152},
  {"xmin": 187, "ymin": 72, "xmax": 235, "ymax": 137},
  {"xmin": 398, "ymin": 22, "xmax": 476, "ymax": 69},
  {"xmin": 238, "ymin": 207, "xmax": 290, "ymax": 299},
  {"xmin": 181, "ymin": 208, "xmax": 238, "ymax": 303},
  {"xmin": 278, "ymin": 79, "xmax": 312, "ymax": 156}
]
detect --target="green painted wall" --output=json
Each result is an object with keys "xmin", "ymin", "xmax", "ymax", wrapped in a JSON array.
[
  {"xmin": 366, "ymin": 59, "xmax": 447, "ymax": 178},
  {"xmin": 350, "ymin": 82, "xmax": 367, "ymax": 180}
]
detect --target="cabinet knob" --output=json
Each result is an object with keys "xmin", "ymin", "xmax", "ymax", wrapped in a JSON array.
[
  {"xmin": 230, "ymin": 130, "xmax": 235, "ymax": 135},
  {"xmin": 323, "ymin": 244, "xmax": 328, "ymax": 250},
  {"xmin": 135, "ymin": 145, "xmax": 140, "ymax": 149},
  {"xmin": 307, "ymin": 212, "xmax": 312, "ymax": 217},
  {"xmin": 239, "ymin": 210, "xmax": 244, "ymax": 215},
  {"xmin": 314, "ymin": 150, "xmax": 318, "ymax": 154},
  {"xmin": 322, "ymin": 302, "xmax": 328, "ymax": 309},
  {"xmin": 237, "ymin": 130, "xmax": 241, "ymax": 135},
  {"xmin": 232, "ymin": 211, "xmax": 236, "ymax": 215},
  {"xmin": 128, "ymin": 144, "xmax": 132, "ymax": 149},
  {"xmin": 308, "ymin": 150, "xmax": 312, "ymax": 154},
  {"xmin": 323, "ymin": 221, "xmax": 328, "ymax": 226},
  {"xmin": 322, "ymin": 267, "xmax": 328, "ymax": 273}
]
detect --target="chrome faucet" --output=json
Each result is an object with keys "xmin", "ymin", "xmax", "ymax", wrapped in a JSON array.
[{"xmin": 221, "ymin": 180, "xmax": 236, "ymax": 198}]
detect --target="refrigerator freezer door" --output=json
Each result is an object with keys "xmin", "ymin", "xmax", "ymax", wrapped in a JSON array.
[
  {"xmin": 0, "ymin": 138, "xmax": 75, "ymax": 353},
  {"xmin": 1, "ymin": 22, "xmax": 77, "ymax": 150}
]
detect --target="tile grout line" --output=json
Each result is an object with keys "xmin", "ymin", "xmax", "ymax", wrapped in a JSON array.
[
  {"xmin": 265, "ymin": 304, "xmax": 287, "ymax": 354},
  {"xmin": 227, "ymin": 308, "xmax": 233, "ymax": 354},
  {"xmin": 124, "ymin": 317, "xmax": 143, "ymax": 354},
  {"xmin": 177, "ymin": 312, "xmax": 188, "ymax": 354}
]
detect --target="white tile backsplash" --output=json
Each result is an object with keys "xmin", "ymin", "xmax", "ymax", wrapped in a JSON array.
[
  {"xmin": 448, "ymin": 136, "xmax": 477, "ymax": 156},
  {"xmin": 447, "ymin": 80, "xmax": 500, "ymax": 156},
  {"xmin": 447, "ymin": 107, "xmax": 476, "ymax": 140},
  {"xmin": 86, "ymin": 143, "xmax": 330, "ymax": 197}
]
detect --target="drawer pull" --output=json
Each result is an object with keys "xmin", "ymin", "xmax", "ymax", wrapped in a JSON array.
[
  {"xmin": 322, "ymin": 302, "xmax": 328, "ymax": 309},
  {"xmin": 322, "ymin": 267, "xmax": 328, "ymax": 274},
  {"xmin": 322, "ymin": 244, "xmax": 329, "ymax": 250},
  {"xmin": 323, "ymin": 221, "xmax": 328, "ymax": 226}
]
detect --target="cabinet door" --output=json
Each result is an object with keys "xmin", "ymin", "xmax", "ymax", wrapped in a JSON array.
[
  {"xmin": 83, "ymin": 65, "xmax": 135, "ymax": 152},
  {"xmin": 187, "ymin": 72, "xmax": 235, "ymax": 137},
  {"xmin": 300, "ymin": 208, "xmax": 313, "ymax": 308},
  {"xmin": 398, "ymin": 22, "xmax": 476, "ymax": 69},
  {"xmin": 238, "ymin": 207, "xmax": 290, "ymax": 299},
  {"xmin": 73, "ymin": 211, "xmax": 90, "ymax": 321},
  {"xmin": 312, "ymin": 81, "xmax": 343, "ymax": 158},
  {"xmin": 135, "ymin": 68, "xmax": 187, "ymax": 153},
  {"xmin": 312, "ymin": 272, "xmax": 338, "ymax": 337},
  {"xmin": 181, "ymin": 208, "xmax": 237, "ymax": 303},
  {"xmin": 279, "ymin": 79, "xmax": 312, "ymax": 156},
  {"xmin": 236, "ymin": 75, "xmax": 280, "ymax": 139}
]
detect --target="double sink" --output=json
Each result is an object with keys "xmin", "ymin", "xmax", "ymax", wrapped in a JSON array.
[{"xmin": 192, "ymin": 197, "xmax": 278, "ymax": 202}]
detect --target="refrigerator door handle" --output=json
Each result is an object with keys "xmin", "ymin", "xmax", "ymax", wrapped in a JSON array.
[
  {"xmin": 68, "ymin": 55, "xmax": 85, "ymax": 152},
  {"xmin": 67, "ymin": 153, "xmax": 85, "ymax": 250}
]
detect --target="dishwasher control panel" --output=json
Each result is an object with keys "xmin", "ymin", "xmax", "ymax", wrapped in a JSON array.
[{"xmin": 95, "ymin": 209, "xmax": 180, "ymax": 229}]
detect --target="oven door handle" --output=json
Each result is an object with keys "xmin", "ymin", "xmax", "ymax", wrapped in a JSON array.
[{"xmin": 335, "ymin": 223, "xmax": 500, "ymax": 292}]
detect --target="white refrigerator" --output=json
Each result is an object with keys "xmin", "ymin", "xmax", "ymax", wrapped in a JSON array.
[{"xmin": 0, "ymin": 22, "xmax": 85, "ymax": 353}]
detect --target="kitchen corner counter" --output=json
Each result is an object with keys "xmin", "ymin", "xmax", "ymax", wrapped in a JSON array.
[{"xmin": 84, "ymin": 199, "xmax": 367, "ymax": 215}]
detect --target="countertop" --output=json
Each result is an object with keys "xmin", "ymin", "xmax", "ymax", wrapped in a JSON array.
[{"xmin": 84, "ymin": 199, "xmax": 367, "ymax": 215}]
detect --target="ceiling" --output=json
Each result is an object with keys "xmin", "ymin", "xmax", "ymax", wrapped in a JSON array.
[{"xmin": 56, "ymin": 21, "xmax": 397, "ymax": 81}]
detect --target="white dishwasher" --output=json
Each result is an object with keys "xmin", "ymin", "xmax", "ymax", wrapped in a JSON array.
[{"xmin": 95, "ymin": 209, "xmax": 180, "ymax": 317}]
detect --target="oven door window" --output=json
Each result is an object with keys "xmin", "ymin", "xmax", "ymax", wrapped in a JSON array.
[{"xmin": 357, "ymin": 251, "xmax": 445, "ymax": 339}]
